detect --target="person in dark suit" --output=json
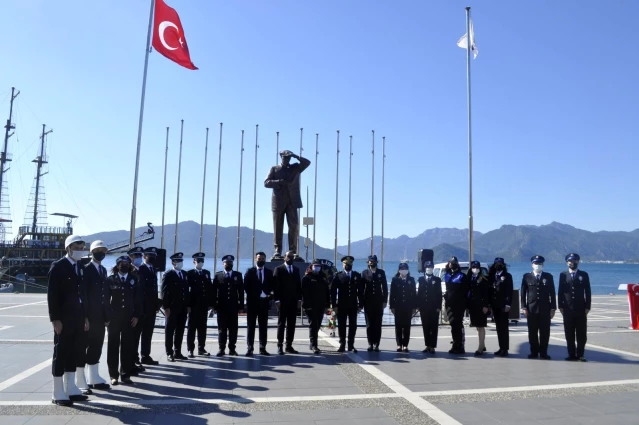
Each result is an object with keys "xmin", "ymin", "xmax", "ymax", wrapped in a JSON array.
[
  {"xmin": 302, "ymin": 259, "xmax": 331, "ymax": 354},
  {"xmin": 417, "ymin": 260, "xmax": 442, "ymax": 354},
  {"xmin": 361, "ymin": 255, "xmax": 388, "ymax": 352},
  {"xmin": 466, "ymin": 261, "xmax": 492, "ymax": 356},
  {"xmin": 521, "ymin": 255, "xmax": 556, "ymax": 360},
  {"xmin": 136, "ymin": 247, "xmax": 160, "ymax": 366},
  {"xmin": 127, "ymin": 246, "xmax": 146, "ymax": 374},
  {"xmin": 389, "ymin": 262, "xmax": 417, "ymax": 352},
  {"xmin": 264, "ymin": 150, "xmax": 311, "ymax": 258},
  {"xmin": 212, "ymin": 255, "xmax": 244, "ymax": 356},
  {"xmin": 489, "ymin": 257, "xmax": 513, "ymax": 357},
  {"xmin": 443, "ymin": 256, "xmax": 468, "ymax": 354},
  {"xmin": 48, "ymin": 234, "xmax": 90, "ymax": 406},
  {"xmin": 558, "ymin": 253, "xmax": 591, "ymax": 362},
  {"xmin": 161, "ymin": 252, "xmax": 190, "ymax": 362},
  {"xmin": 244, "ymin": 252, "xmax": 273, "ymax": 356},
  {"xmin": 331, "ymin": 256, "xmax": 363, "ymax": 353},
  {"xmin": 272, "ymin": 251, "xmax": 303, "ymax": 354},
  {"xmin": 106, "ymin": 256, "xmax": 141, "ymax": 385},
  {"xmin": 187, "ymin": 252, "xmax": 212, "ymax": 358},
  {"xmin": 81, "ymin": 240, "xmax": 110, "ymax": 391}
]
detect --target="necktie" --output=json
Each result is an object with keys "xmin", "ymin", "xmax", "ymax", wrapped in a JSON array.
[
  {"xmin": 150, "ymin": 265, "xmax": 154, "ymax": 274},
  {"xmin": 536, "ymin": 274, "xmax": 540, "ymax": 283},
  {"xmin": 571, "ymin": 272, "xmax": 575, "ymax": 281},
  {"xmin": 121, "ymin": 276, "xmax": 126, "ymax": 283},
  {"xmin": 288, "ymin": 266, "xmax": 292, "ymax": 274},
  {"xmin": 258, "ymin": 269, "xmax": 262, "ymax": 283},
  {"xmin": 75, "ymin": 263, "xmax": 79, "ymax": 276}
]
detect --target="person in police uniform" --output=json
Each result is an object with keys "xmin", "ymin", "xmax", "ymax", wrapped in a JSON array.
[
  {"xmin": 48, "ymin": 234, "xmax": 90, "ymax": 406},
  {"xmin": 106, "ymin": 256, "xmax": 141, "ymax": 385},
  {"xmin": 302, "ymin": 259, "xmax": 331, "ymax": 354},
  {"xmin": 81, "ymin": 240, "xmax": 110, "ymax": 391},
  {"xmin": 212, "ymin": 255, "xmax": 244, "ymax": 356},
  {"xmin": 417, "ymin": 260, "xmax": 442, "ymax": 354},
  {"xmin": 331, "ymin": 256, "xmax": 363, "ymax": 353},
  {"xmin": 136, "ymin": 247, "xmax": 160, "ymax": 366},
  {"xmin": 187, "ymin": 252, "xmax": 213, "ymax": 358},
  {"xmin": 244, "ymin": 252, "xmax": 274, "ymax": 356},
  {"xmin": 272, "ymin": 251, "xmax": 303, "ymax": 354},
  {"xmin": 443, "ymin": 256, "xmax": 468, "ymax": 354},
  {"xmin": 389, "ymin": 262, "xmax": 417, "ymax": 352},
  {"xmin": 558, "ymin": 253, "xmax": 591, "ymax": 362},
  {"xmin": 361, "ymin": 255, "xmax": 388, "ymax": 352},
  {"xmin": 128, "ymin": 246, "xmax": 144, "ymax": 270},
  {"xmin": 521, "ymin": 255, "xmax": 556, "ymax": 360},
  {"xmin": 467, "ymin": 261, "xmax": 491, "ymax": 356},
  {"xmin": 127, "ymin": 246, "xmax": 146, "ymax": 373},
  {"xmin": 161, "ymin": 252, "xmax": 190, "ymax": 362},
  {"xmin": 489, "ymin": 257, "xmax": 513, "ymax": 357}
]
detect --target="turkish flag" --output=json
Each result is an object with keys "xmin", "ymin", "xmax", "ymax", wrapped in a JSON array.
[{"xmin": 152, "ymin": 0, "xmax": 198, "ymax": 70}]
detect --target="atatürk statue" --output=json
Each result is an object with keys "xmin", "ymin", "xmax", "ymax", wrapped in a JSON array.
[{"xmin": 264, "ymin": 150, "xmax": 311, "ymax": 260}]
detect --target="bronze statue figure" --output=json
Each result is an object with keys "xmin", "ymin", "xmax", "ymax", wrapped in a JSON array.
[{"xmin": 264, "ymin": 150, "xmax": 311, "ymax": 260}]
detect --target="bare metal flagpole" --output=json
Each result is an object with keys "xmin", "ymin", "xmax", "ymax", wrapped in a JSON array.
[
  {"xmin": 381, "ymin": 136, "xmax": 386, "ymax": 269},
  {"xmin": 213, "ymin": 123, "xmax": 223, "ymax": 272},
  {"xmin": 334, "ymin": 131, "xmax": 340, "ymax": 264},
  {"xmin": 312, "ymin": 134, "xmax": 318, "ymax": 260},
  {"xmin": 298, "ymin": 128, "xmax": 303, "ymax": 256},
  {"xmin": 198, "ymin": 127, "xmax": 209, "ymax": 253},
  {"xmin": 370, "ymin": 130, "xmax": 375, "ymax": 256},
  {"xmin": 347, "ymin": 135, "xmax": 352, "ymax": 256},
  {"xmin": 160, "ymin": 126, "xmax": 169, "ymax": 250},
  {"xmin": 275, "ymin": 131, "xmax": 279, "ymax": 164},
  {"xmin": 465, "ymin": 6, "xmax": 474, "ymax": 262},
  {"xmin": 173, "ymin": 119, "xmax": 184, "ymax": 253},
  {"xmin": 236, "ymin": 130, "xmax": 245, "ymax": 271},
  {"xmin": 252, "ymin": 125, "xmax": 259, "ymax": 259},
  {"xmin": 128, "ymin": 0, "xmax": 155, "ymax": 248}
]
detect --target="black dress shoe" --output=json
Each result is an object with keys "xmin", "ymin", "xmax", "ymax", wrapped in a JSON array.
[
  {"xmin": 88, "ymin": 383, "xmax": 110, "ymax": 390},
  {"xmin": 52, "ymin": 399, "xmax": 73, "ymax": 406},
  {"xmin": 337, "ymin": 344, "xmax": 346, "ymax": 353},
  {"xmin": 277, "ymin": 346, "xmax": 285, "ymax": 355},
  {"xmin": 216, "ymin": 349, "xmax": 225, "ymax": 357},
  {"xmin": 245, "ymin": 348, "xmax": 254, "ymax": 356},
  {"xmin": 135, "ymin": 364, "xmax": 145, "ymax": 372},
  {"xmin": 129, "ymin": 369, "xmax": 139, "ymax": 377},
  {"xmin": 398, "ymin": 347, "xmax": 403, "ymax": 352},
  {"xmin": 141, "ymin": 356, "xmax": 159, "ymax": 365},
  {"xmin": 578, "ymin": 356, "xmax": 588, "ymax": 362},
  {"xmin": 68, "ymin": 394, "xmax": 89, "ymax": 401},
  {"xmin": 494, "ymin": 349, "xmax": 503, "ymax": 356},
  {"xmin": 198, "ymin": 349, "xmax": 210, "ymax": 356},
  {"xmin": 402, "ymin": 347, "xmax": 409, "ymax": 353},
  {"xmin": 259, "ymin": 348, "xmax": 270, "ymax": 356},
  {"xmin": 348, "ymin": 346, "xmax": 358, "ymax": 353},
  {"xmin": 167, "ymin": 354, "xmax": 175, "ymax": 362},
  {"xmin": 367, "ymin": 345, "xmax": 374, "ymax": 352},
  {"xmin": 373, "ymin": 345, "xmax": 380, "ymax": 352},
  {"xmin": 285, "ymin": 346, "xmax": 298, "ymax": 354},
  {"xmin": 188, "ymin": 351, "xmax": 195, "ymax": 358},
  {"xmin": 528, "ymin": 353, "xmax": 538, "ymax": 359},
  {"xmin": 121, "ymin": 375, "xmax": 134, "ymax": 385},
  {"xmin": 475, "ymin": 350, "xmax": 484, "ymax": 356},
  {"xmin": 565, "ymin": 356, "xmax": 578, "ymax": 361},
  {"xmin": 313, "ymin": 347, "xmax": 321, "ymax": 354},
  {"xmin": 540, "ymin": 354, "xmax": 552, "ymax": 360},
  {"xmin": 80, "ymin": 388, "xmax": 92, "ymax": 395},
  {"xmin": 498, "ymin": 350, "xmax": 508, "ymax": 357},
  {"xmin": 229, "ymin": 349, "xmax": 239, "ymax": 356}
]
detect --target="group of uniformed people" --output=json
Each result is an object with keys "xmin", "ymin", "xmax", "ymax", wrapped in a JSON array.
[{"xmin": 47, "ymin": 234, "xmax": 592, "ymax": 406}]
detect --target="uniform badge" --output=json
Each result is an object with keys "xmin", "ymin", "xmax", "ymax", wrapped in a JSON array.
[
  {"xmin": 377, "ymin": 273, "xmax": 381, "ymax": 278},
  {"xmin": 129, "ymin": 280, "xmax": 134, "ymax": 286},
  {"xmin": 234, "ymin": 277, "xmax": 237, "ymax": 281},
  {"xmin": 542, "ymin": 279, "xmax": 547, "ymax": 284},
  {"xmin": 579, "ymin": 276, "xmax": 583, "ymax": 281},
  {"xmin": 500, "ymin": 276, "xmax": 505, "ymax": 281},
  {"xmin": 79, "ymin": 269, "xmax": 83, "ymax": 276}
]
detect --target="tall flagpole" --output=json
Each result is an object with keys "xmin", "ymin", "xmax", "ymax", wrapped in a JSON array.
[
  {"xmin": 275, "ymin": 131, "xmax": 279, "ymax": 164},
  {"xmin": 465, "ymin": 6, "xmax": 474, "ymax": 262},
  {"xmin": 213, "ymin": 123, "xmax": 223, "ymax": 272},
  {"xmin": 312, "ymin": 133, "xmax": 318, "ymax": 260},
  {"xmin": 252, "ymin": 124, "xmax": 259, "ymax": 259},
  {"xmin": 198, "ymin": 127, "xmax": 209, "ymax": 252},
  {"xmin": 381, "ymin": 136, "xmax": 386, "ymax": 269},
  {"xmin": 173, "ymin": 119, "xmax": 184, "ymax": 253},
  {"xmin": 128, "ymin": 0, "xmax": 155, "ymax": 248},
  {"xmin": 370, "ymin": 130, "xmax": 375, "ymax": 256},
  {"xmin": 236, "ymin": 130, "xmax": 245, "ymax": 271},
  {"xmin": 160, "ymin": 126, "xmax": 169, "ymax": 250},
  {"xmin": 298, "ymin": 128, "xmax": 303, "ymax": 256},
  {"xmin": 334, "ymin": 131, "xmax": 340, "ymax": 264},
  {"xmin": 347, "ymin": 135, "xmax": 352, "ymax": 256}
]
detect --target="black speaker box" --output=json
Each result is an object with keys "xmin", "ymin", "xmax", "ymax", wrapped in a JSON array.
[
  {"xmin": 154, "ymin": 248, "xmax": 167, "ymax": 272},
  {"xmin": 417, "ymin": 249, "xmax": 434, "ymax": 273}
]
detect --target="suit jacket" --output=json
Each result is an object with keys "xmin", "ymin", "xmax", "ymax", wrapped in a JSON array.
[
  {"xmin": 389, "ymin": 275, "xmax": 417, "ymax": 310},
  {"xmin": 212, "ymin": 270, "xmax": 244, "ymax": 312},
  {"xmin": 107, "ymin": 273, "xmax": 142, "ymax": 319},
  {"xmin": 331, "ymin": 271, "xmax": 363, "ymax": 310},
  {"xmin": 273, "ymin": 264, "xmax": 302, "ymax": 305},
  {"xmin": 521, "ymin": 272, "xmax": 557, "ymax": 314},
  {"xmin": 468, "ymin": 275, "xmax": 492, "ymax": 311},
  {"xmin": 361, "ymin": 268, "xmax": 389, "ymax": 305},
  {"xmin": 244, "ymin": 266, "xmax": 274, "ymax": 311},
  {"xmin": 161, "ymin": 269, "xmax": 190, "ymax": 311},
  {"xmin": 47, "ymin": 257, "xmax": 87, "ymax": 324},
  {"xmin": 490, "ymin": 272, "xmax": 514, "ymax": 311},
  {"xmin": 187, "ymin": 268, "xmax": 213, "ymax": 310},
  {"xmin": 558, "ymin": 270, "xmax": 592, "ymax": 312},
  {"xmin": 264, "ymin": 156, "xmax": 311, "ymax": 211},
  {"xmin": 138, "ymin": 262, "xmax": 160, "ymax": 315},
  {"xmin": 301, "ymin": 273, "xmax": 331, "ymax": 310},
  {"xmin": 83, "ymin": 262, "xmax": 109, "ymax": 324},
  {"xmin": 417, "ymin": 275, "xmax": 443, "ymax": 311}
]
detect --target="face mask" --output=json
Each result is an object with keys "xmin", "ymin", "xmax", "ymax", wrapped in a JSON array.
[
  {"xmin": 285, "ymin": 258, "xmax": 294, "ymax": 265},
  {"xmin": 343, "ymin": 264, "xmax": 353, "ymax": 272},
  {"xmin": 471, "ymin": 268, "xmax": 480, "ymax": 275},
  {"xmin": 195, "ymin": 262, "xmax": 203, "ymax": 270},
  {"xmin": 70, "ymin": 250, "xmax": 88, "ymax": 261},
  {"xmin": 425, "ymin": 268, "xmax": 433, "ymax": 275},
  {"xmin": 495, "ymin": 264, "xmax": 504, "ymax": 271},
  {"xmin": 532, "ymin": 264, "xmax": 543, "ymax": 272},
  {"xmin": 132, "ymin": 257, "xmax": 143, "ymax": 267},
  {"xmin": 224, "ymin": 263, "xmax": 233, "ymax": 271},
  {"xmin": 567, "ymin": 262, "xmax": 578, "ymax": 270},
  {"xmin": 313, "ymin": 266, "xmax": 321, "ymax": 273},
  {"xmin": 368, "ymin": 262, "xmax": 377, "ymax": 270},
  {"xmin": 92, "ymin": 252, "xmax": 106, "ymax": 262},
  {"xmin": 256, "ymin": 260, "xmax": 265, "ymax": 268},
  {"xmin": 450, "ymin": 263, "xmax": 459, "ymax": 271},
  {"xmin": 399, "ymin": 270, "xmax": 409, "ymax": 277},
  {"xmin": 118, "ymin": 264, "xmax": 129, "ymax": 274},
  {"xmin": 174, "ymin": 262, "xmax": 183, "ymax": 270}
]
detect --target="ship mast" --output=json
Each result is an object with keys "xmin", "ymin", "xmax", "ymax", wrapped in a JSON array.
[
  {"xmin": 30, "ymin": 125, "xmax": 51, "ymax": 234},
  {"xmin": 0, "ymin": 87, "xmax": 19, "ymax": 241}
]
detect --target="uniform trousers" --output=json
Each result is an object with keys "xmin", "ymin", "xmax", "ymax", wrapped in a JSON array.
[
  {"xmin": 52, "ymin": 316, "xmax": 85, "ymax": 377},
  {"xmin": 305, "ymin": 308, "xmax": 324, "ymax": 347},
  {"xmin": 562, "ymin": 309, "xmax": 587, "ymax": 357},
  {"xmin": 364, "ymin": 302, "xmax": 384, "ymax": 346},
  {"xmin": 84, "ymin": 318, "xmax": 106, "ymax": 365},
  {"xmin": 139, "ymin": 310, "xmax": 156, "ymax": 358},
  {"xmin": 216, "ymin": 309, "xmax": 239, "ymax": 350},
  {"xmin": 246, "ymin": 299, "xmax": 270, "ymax": 349},
  {"xmin": 446, "ymin": 304, "xmax": 465, "ymax": 347},
  {"xmin": 277, "ymin": 302, "xmax": 298, "ymax": 346},
  {"xmin": 419, "ymin": 309, "xmax": 440, "ymax": 348},
  {"xmin": 107, "ymin": 314, "xmax": 135, "ymax": 378},
  {"xmin": 165, "ymin": 307, "xmax": 187, "ymax": 355},
  {"xmin": 493, "ymin": 307, "xmax": 510, "ymax": 351},
  {"xmin": 527, "ymin": 312, "xmax": 551, "ymax": 356},
  {"xmin": 337, "ymin": 307, "xmax": 358, "ymax": 346},
  {"xmin": 187, "ymin": 307, "xmax": 209, "ymax": 352},
  {"xmin": 394, "ymin": 307, "xmax": 413, "ymax": 347}
]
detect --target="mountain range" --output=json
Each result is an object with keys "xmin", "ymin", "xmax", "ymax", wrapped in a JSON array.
[{"xmin": 84, "ymin": 221, "xmax": 639, "ymax": 263}]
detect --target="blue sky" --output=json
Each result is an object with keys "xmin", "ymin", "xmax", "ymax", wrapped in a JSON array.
[{"xmin": 1, "ymin": 0, "xmax": 638, "ymax": 250}]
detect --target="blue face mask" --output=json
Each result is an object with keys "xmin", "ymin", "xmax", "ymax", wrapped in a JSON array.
[
  {"xmin": 132, "ymin": 257, "xmax": 143, "ymax": 267},
  {"xmin": 313, "ymin": 267, "xmax": 321, "ymax": 273}
]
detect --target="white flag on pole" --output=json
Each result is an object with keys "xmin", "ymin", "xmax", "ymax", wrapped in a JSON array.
[{"xmin": 457, "ymin": 18, "xmax": 478, "ymax": 59}]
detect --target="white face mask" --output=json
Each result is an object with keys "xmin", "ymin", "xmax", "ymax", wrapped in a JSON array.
[
  {"xmin": 532, "ymin": 264, "xmax": 543, "ymax": 272},
  {"xmin": 399, "ymin": 270, "xmax": 408, "ymax": 277},
  {"xmin": 174, "ymin": 262, "xmax": 183, "ymax": 270},
  {"xmin": 195, "ymin": 262, "xmax": 203, "ymax": 270},
  {"xmin": 70, "ymin": 250, "xmax": 88, "ymax": 261},
  {"xmin": 132, "ymin": 257, "xmax": 143, "ymax": 267},
  {"xmin": 425, "ymin": 268, "xmax": 433, "ymax": 275},
  {"xmin": 471, "ymin": 268, "xmax": 480, "ymax": 275}
]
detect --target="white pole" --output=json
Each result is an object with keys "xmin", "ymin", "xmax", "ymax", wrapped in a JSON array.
[
  {"xmin": 465, "ymin": 6, "xmax": 474, "ymax": 262},
  {"xmin": 160, "ymin": 126, "xmax": 169, "ymax": 250},
  {"xmin": 312, "ymin": 134, "xmax": 318, "ymax": 260},
  {"xmin": 334, "ymin": 130, "xmax": 340, "ymax": 264},
  {"xmin": 236, "ymin": 130, "xmax": 245, "ymax": 271},
  {"xmin": 213, "ymin": 123, "xmax": 223, "ymax": 272},
  {"xmin": 252, "ymin": 124, "xmax": 259, "ymax": 259},
  {"xmin": 173, "ymin": 119, "xmax": 184, "ymax": 253},
  {"xmin": 198, "ymin": 127, "xmax": 209, "ymax": 253}
]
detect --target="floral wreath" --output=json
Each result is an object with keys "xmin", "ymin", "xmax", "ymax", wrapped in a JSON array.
[{"xmin": 325, "ymin": 308, "xmax": 337, "ymax": 331}]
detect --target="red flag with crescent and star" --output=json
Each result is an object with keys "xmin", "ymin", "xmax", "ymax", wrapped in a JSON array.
[{"xmin": 151, "ymin": 0, "xmax": 198, "ymax": 70}]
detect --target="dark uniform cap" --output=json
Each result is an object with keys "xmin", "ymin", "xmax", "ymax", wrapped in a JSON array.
[
  {"xmin": 144, "ymin": 247, "xmax": 158, "ymax": 256},
  {"xmin": 449, "ymin": 256, "xmax": 459, "ymax": 262},
  {"xmin": 565, "ymin": 253, "xmax": 580, "ymax": 262},
  {"xmin": 493, "ymin": 257, "xmax": 505, "ymax": 264},
  {"xmin": 341, "ymin": 255, "xmax": 354, "ymax": 265},
  {"xmin": 470, "ymin": 261, "xmax": 481, "ymax": 268},
  {"xmin": 192, "ymin": 252, "xmax": 205, "ymax": 259},
  {"xmin": 531, "ymin": 255, "xmax": 545, "ymax": 264},
  {"xmin": 222, "ymin": 255, "xmax": 235, "ymax": 262},
  {"xmin": 170, "ymin": 252, "xmax": 184, "ymax": 262},
  {"xmin": 368, "ymin": 255, "xmax": 378, "ymax": 262},
  {"xmin": 423, "ymin": 260, "xmax": 434, "ymax": 268},
  {"xmin": 398, "ymin": 262, "xmax": 409, "ymax": 270},
  {"xmin": 116, "ymin": 255, "xmax": 131, "ymax": 264},
  {"xmin": 127, "ymin": 246, "xmax": 144, "ymax": 256},
  {"xmin": 311, "ymin": 259, "xmax": 322, "ymax": 265}
]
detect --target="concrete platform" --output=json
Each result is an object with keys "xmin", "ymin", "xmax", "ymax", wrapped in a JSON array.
[{"xmin": 0, "ymin": 294, "xmax": 637, "ymax": 424}]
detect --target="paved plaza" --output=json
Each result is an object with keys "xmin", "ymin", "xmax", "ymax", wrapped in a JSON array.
[{"xmin": 0, "ymin": 294, "xmax": 638, "ymax": 424}]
